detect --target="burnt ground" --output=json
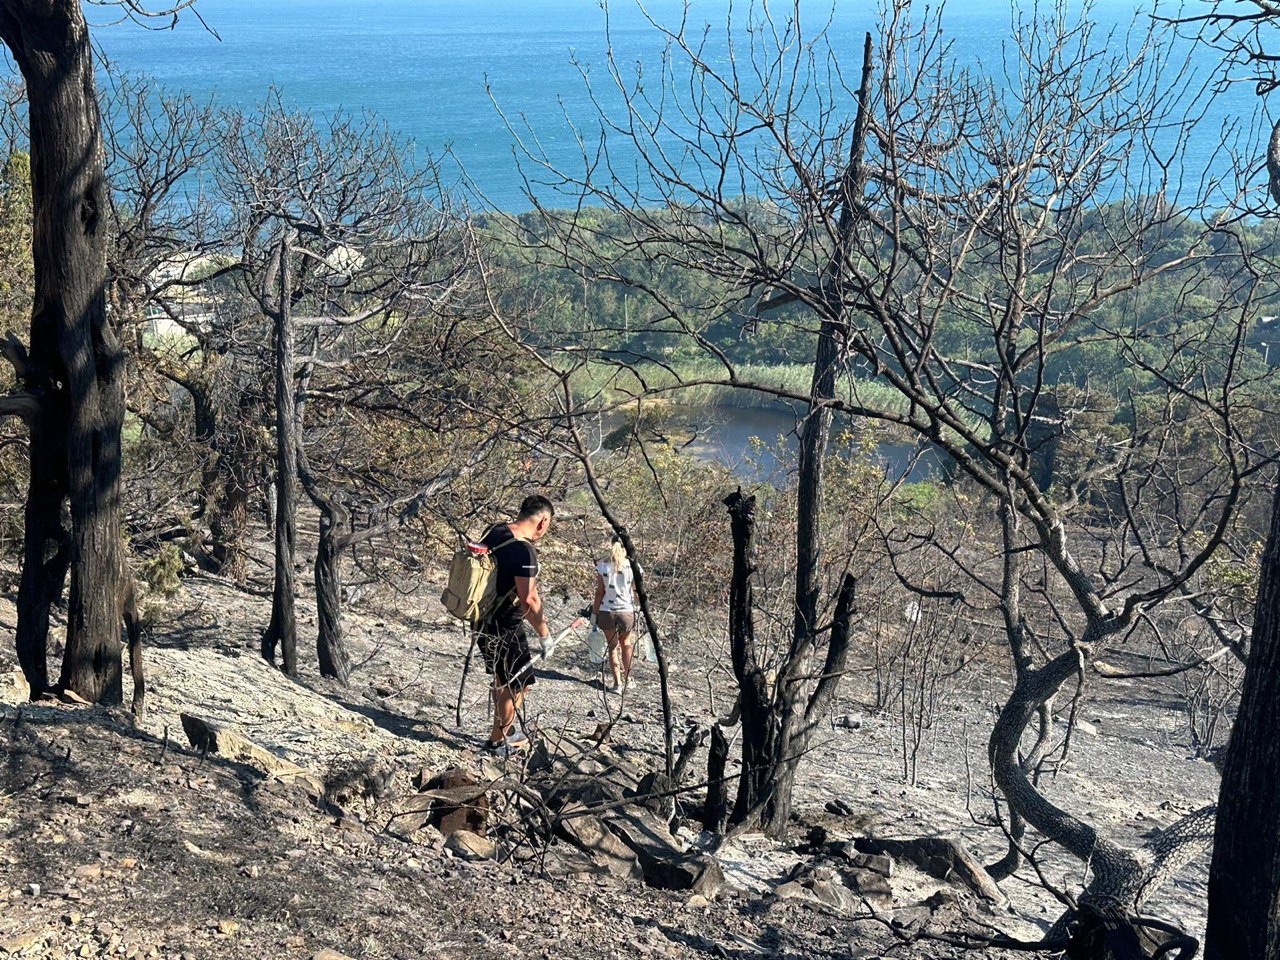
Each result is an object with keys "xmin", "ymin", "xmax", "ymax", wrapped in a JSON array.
[{"xmin": 0, "ymin": 552, "xmax": 1221, "ymax": 960}]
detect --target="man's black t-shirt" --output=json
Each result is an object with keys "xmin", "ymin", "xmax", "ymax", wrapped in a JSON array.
[{"xmin": 480, "ymin": 524, "xmax": 539, "ymax": 633}]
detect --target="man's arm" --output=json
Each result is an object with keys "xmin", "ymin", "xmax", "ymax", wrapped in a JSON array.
[{"xmin": 516, "ymin": 576, "xmax": 550, "ymax": 639}]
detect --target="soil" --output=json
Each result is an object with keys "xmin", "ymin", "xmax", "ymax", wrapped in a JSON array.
[{"xmin": 0, "ymin": 549, "xmax": 1221, "ymax": 960}]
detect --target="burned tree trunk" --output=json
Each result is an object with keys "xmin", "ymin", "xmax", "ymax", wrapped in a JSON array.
[
  {"xmin": 722, "ymin": 489, "xmax": 857, "ymax": 837},
  {"xmin": 0, "ymin": 0, "xmax": 129, "ymax": 703},
  {"xmin": 207, "ymin": 392, "xmax": 262, "ymax": 585},
  {"xmin": 297, "ymin": 440, "xmax": 354, "ymax": 684},
  {"xmin": 1206, "ymin": 473, "xmax": 1280, "ymax": 960},
  {"xmin": 701, "ymin": 723, "xmax": 731, "ymax": 833},
  {"xmin": 261, "ymin": 238, "xmax": 297, "ymax": 675},
  {"xmin": 312, "ymin": 498, "xmax": 352, "ymax": 683}
]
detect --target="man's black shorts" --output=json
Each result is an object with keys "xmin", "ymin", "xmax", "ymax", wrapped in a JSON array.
[{"xmin": 477, "ymin": 624, "xmax": 536, "ymax": 692}]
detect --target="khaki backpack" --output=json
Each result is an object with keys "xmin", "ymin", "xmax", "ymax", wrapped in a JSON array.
[{"xmin": 440, "ymin": 536, "xmax": 520, "ymax": 628}]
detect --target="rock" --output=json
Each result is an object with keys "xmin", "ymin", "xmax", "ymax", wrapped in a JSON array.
[
  {"xmin": 839, "ymin": 848, "xmax": 893, "ymax": 878},
  {"xmin": 443, "ymin": 830, "xmax": 496, "ymax": 861},
  {"xmin": 311, "ymin": 951, "xmax": 355, "ymax": 960},
  {"xmin": 0, "ymin": 932, "xmax": 41, "ymax": 954},
  {"xmin": 418, "ymin": 768, "xmax": 488, "ymax": 836},
  {"xmin": 24, "ymin": 883, "xmax": 39, "ymax": 897},
  {"xmin": 853, "ymin": 836, "xmax": 1007, "ymax": 907},
  {"xmin": 216, "ymin": 920, "xmax": 240, "ymax": 936},
  {"xmin": 603, "ymin": 809, "xmax": 723, "ymax": 893},
  {"xmin": 72, "ymin": 864, "xmax": 102, "ymax": 880},
  {"xmin": 778, "ymin": 862, "xmax": 885, "ymax": 916},
  {"xmin": 634, "ymin": 771, "xmax": 676, "ymax": 812},
  {"xmin": 775, "ymin": 880, "xmax": 812, "ymax": 902},
  {"xmin": 0, "ymin": 668, "xmax": 28, "ymax": 701},
  {"xmin": 807, "ymin": 877, "xmax": 863, "ymax": 913},
  {"xmin": 556, "ymin": 806, "xmax": 642, "ymax": 879},
  {"xmin": 180, "ymin": 714, "xmax": 324, "ymax": 799}
]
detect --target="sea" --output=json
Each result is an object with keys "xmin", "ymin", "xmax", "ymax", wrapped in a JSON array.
[{"xmin": 75, "ymin": 0, "xmax": 1268, "ymax": 212}]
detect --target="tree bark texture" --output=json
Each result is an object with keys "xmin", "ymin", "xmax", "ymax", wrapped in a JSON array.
[
  {"xmin": 261, "ymin": 239, "xmax": 297, "ymax": 675},
  {"xmin": 0, "ymin": 0, "xmax": 129, "ymax": 703},
  {"xmin": 1206, "ymin": 473, "xmax": 1280, "ymax": 960}
]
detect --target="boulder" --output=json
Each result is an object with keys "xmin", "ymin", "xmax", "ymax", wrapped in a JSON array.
[
  {"xmin": 852, "ymin": 836, "xmax": 1006, "ymax": 907},
  {"xmin": 603, "ymin": 809, "xmax": 722, "ymax": 893},
  {"xmin": 556, "ymin": 806, "xmax": 642, "ymax": 879},
  {"xmin": 444, "ymin": 830, "xmax": 496, "ymax": 861},
  {"xmin": 180, "ymin": 714, "xmax": 323, "ymax": 800}
]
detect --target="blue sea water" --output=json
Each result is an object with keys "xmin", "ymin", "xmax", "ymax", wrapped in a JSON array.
[{"xmin": 81, "ymin": 0, "xmax": 1264, "ymax": 210}]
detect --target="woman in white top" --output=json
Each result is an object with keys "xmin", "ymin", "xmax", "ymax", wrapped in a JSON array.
[{"xmin": 592, "ymin": 537, "xmax": 638, "ymax": 690}]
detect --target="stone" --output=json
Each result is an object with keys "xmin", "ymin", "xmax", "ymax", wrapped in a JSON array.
[
  {"xmin": 556, "ymin": 806, "xmax": 642, "ymax": 879},
  {"xmin": 311, "ymin": 952, "xmax": 354, "ymax": 960},
  {"xmin": 634, "ymin": 771, "xmax": 676, "ymax": 812},
  {"xmin": 24, "ymin": 884, "xmax": 39, "ymax": 897},
  {"xmin": 0, "ymin": 932, "xmax": 41, "ymax": 955},
  {"xmin": 216, "ymin": 920, "xmax": 240, "ymax": 936},
  {"xmin": 604, "ymin": 809, "xmax": 722, "ymax": 893},
  {"xmin": 0, "ymin": 669, "xmax": 28, "ymax": 701},
  {"xmin": 72, "ymin": 864, "xmax": 103, "ymax": 880},
  {"xmin": 840, "ymin": 849, "xmax": 893, "ymax": 878},
  {"xmin": 853, "ymin": 836, "xmax": 1006, "ymax": 907},
  {"xmin": 443, "ymin": 830, "xmax": 496, "ymax": 861},
  {"xmin": 179, "ymin": 714, "xmax": 324, "ymax": 799}
]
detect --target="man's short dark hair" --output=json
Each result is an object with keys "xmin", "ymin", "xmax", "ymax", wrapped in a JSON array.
[{"xmin": 517, "ymin": 494, "xmax": 555, "ymax": 522}]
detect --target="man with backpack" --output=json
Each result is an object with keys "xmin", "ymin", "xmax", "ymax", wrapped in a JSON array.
[{"xmin": 442, "ymin": 495, "xmax": 556, "ymax": 754}]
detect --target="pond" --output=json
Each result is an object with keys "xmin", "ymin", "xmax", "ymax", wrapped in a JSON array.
[{"xmin": 602, "ymin": 404, "xmax": 942, "ymax": 486}]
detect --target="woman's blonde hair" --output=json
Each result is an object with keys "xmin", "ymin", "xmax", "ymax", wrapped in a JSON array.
[{"xmin": 604, "ymin": 536, "xmax": 628, "ymax": 572}]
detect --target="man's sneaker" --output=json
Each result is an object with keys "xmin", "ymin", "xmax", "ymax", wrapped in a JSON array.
[
  {"xmin": 505, "ymin": 728, "xmax": 529, "ymax": 748},
  {"xmin": 481, "ymin": 739, "xmax": 518, "ymax": 759}
]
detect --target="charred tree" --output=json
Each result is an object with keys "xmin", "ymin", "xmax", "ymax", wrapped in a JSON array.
[
  {"xmin": 296, "ymin": 442, "xmax": 353, "ymax": 684},
  {"xmin": 261, "ymin": 238, "xmax": 298, "ymax": 675},
  {"xmin": 0, "ymin": 0, "xmax": 129, "ymax": 703},
  {"xmin": 1205, "ymin": 470, "xmax": 1280, "ymax": 960},
  {"xmin": 723, "ymin": 490, "xmax": 856, "ymax": 837}
]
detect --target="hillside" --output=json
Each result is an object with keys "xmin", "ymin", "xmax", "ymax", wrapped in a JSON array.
[{"xmin": 0, "ymin": 567, "xmax": 1222, "ymax": 960}]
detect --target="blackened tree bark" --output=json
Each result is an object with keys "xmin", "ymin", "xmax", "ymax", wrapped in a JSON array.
[
  {"xmin": 0, "ymin": 0, "xmax": 129, "ymax": 704},
  {"xmin": 296, "ymin": 440, "xmax": 353, "ymax": 684},
  {"xmin": 723, "ymin": 490, "xmax": 856, "ymax": 837},
  {"xmin": 1206, "ymin": 470, "xmax": 1280, "ymax": 960},
  {"xmin": 261, "ymin": 238, "xmax": 297, "ymax": 675}
]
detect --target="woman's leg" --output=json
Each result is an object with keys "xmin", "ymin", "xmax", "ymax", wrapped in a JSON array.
[
  {"xmin": 606, "ymin": 630, "xmax": 623, "ymax": 688},
  {"xmin": 619, "ymin": 632, "xmax": 635, "ymax": 684}
]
